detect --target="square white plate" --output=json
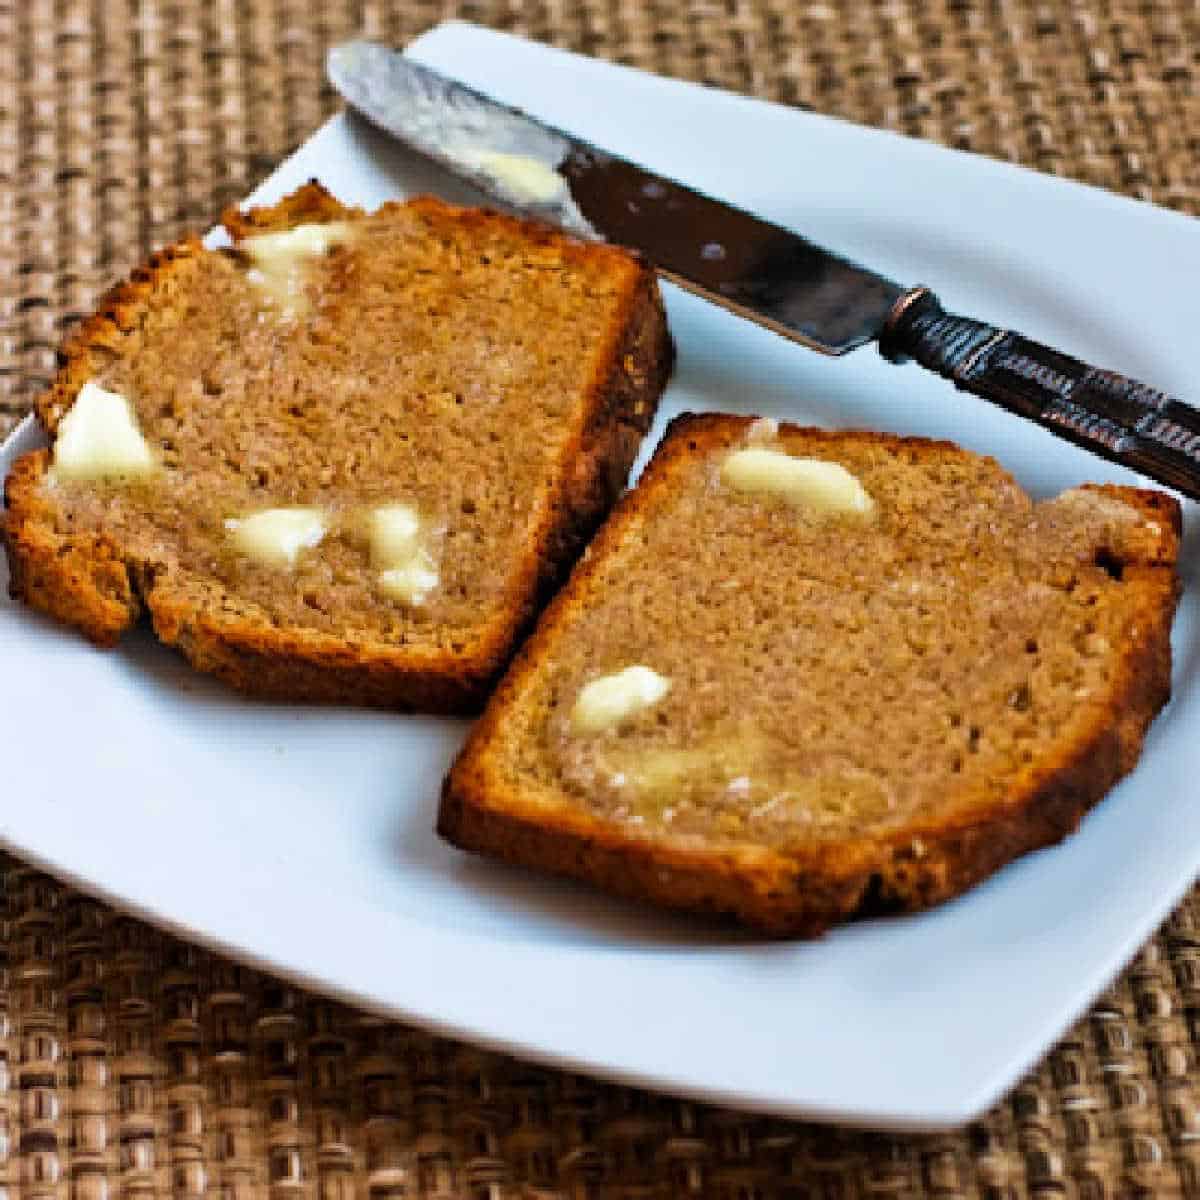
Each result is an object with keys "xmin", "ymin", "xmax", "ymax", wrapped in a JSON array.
[{"xmin": 2, "ymin": 21, "xmax": 1199, "ymax": 1131}]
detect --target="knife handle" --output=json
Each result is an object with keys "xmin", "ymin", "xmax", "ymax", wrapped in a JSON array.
[{"xmin": 877, "ymin": 287, "xmax": 1200, "ymax": 502}]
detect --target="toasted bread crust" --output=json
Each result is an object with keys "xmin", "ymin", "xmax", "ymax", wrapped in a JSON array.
[
  {"xmin": 2, "ymin": 182, "xmax": 673, "ymax": 712},
  {"xmin": 4, "ymin": 450, "xmax": 142, "ymax": 646},
  {"xmin": 439, "ymin": 414, "xmax": 1182, "ymax": 934}
]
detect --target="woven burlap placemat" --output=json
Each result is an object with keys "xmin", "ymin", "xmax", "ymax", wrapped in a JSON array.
[{"xmin": 3, "ymin": 2, "xmax": 1200, "ymax": 1195}]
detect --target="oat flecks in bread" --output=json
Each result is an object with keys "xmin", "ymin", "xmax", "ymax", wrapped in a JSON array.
[
  {"xmin": 2, "ymin": 182, "xmax": 673, "ymax": 711},
  {"xmin": 439, "ymin": 414, "xmax": 1182, "ymax": 936}
]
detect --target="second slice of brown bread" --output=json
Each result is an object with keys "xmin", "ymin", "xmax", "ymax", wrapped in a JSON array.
[
  {"xmin": 440, "ymin": 414, "xmax": 1181, "ymax": 935},
  {"xmin": 3, "ymin": 183, "xmax": 673, "ymax": 711}
]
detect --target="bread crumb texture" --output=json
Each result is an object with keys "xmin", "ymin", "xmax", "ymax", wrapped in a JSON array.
[
  {"xmin": 2, "ymin": 183, "xmax": 673, "ymax": 710},
  {"xmin": 441, "ymin": 415, "xmax": 1182, "ymax": 935}
]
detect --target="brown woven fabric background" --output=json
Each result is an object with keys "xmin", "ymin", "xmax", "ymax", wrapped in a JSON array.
[
  {"xmin": 2, "ymin": 1, "xmax": 1200, "ymax": 1195},
  {"xmin": 6, "ymin": 0, "xmax": 1200, "ymax": 440}
]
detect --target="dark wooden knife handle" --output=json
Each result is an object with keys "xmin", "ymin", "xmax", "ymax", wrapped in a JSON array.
[{"xmin": 878, "ymin": 287, "xmax": 1200, "ymax": 501}]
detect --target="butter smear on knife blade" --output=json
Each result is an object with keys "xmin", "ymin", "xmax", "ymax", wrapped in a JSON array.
[
  {"xmin": 460, "ymin": 150, "xmax": 568, "ymax": 205},
  {"xmin": 326, "ymin": 41, "xmax": 599, "ymax": 237}
]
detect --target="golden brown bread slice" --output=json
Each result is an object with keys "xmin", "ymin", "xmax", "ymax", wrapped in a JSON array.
[
  {"xmin": 2, "ymin": 182, "xmax": 673, "ymax": 711},
  {"xmin": 439, "ymin": 413, "xmax": 1182, "ymax": 935}
]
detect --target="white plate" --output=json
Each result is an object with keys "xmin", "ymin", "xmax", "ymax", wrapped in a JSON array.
[{"xmin": 3, "ymin": 21, "xmax": 1199, "ymax": 1132}]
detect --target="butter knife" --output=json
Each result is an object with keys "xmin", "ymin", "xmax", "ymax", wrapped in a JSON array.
[{"xmin": 328, "ymin": 41, "xmax": 1200, "ymax": 501}]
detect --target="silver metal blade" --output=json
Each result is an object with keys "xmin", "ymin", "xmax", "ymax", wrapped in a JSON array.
[{"xmin": 327, "ymin": 42, "xmax": 903, "ymax": 355}]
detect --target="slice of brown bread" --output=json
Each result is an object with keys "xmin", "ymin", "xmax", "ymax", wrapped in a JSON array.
[
  {"xmin": 439, "ymin": 413, "xmax": 1181, "ymax": 935},
  {"xmin": 2, "ymin": 182, "xmax": 672, "ymax": 711}
]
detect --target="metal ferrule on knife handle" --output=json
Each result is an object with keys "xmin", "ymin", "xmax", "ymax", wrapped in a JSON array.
[{"xmin": 879, "ymin": 288, "xmax": 1200, "ymax": 501}]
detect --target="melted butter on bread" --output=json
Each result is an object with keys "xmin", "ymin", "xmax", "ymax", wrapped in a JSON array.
[
  {"xmin": 239, "ymin": 222, "xmax": 355, "ymax": 318},
  {"xmin": 571, "ymin": 665, "xmax": 671, "ymax": 735},
  {"xmin": 225, "ymin": 507, "xmax": 327, "ymax": 568},
  {"xmin": 51, "ymin": 381, "xmax": 157, "ymax": 482},
  {"xmin": 369, "ymin": 504, "xmax": 439, "ymax": 606},
  {"xmin": 379, "ymin": 554, "xmax": 440, "ymax": 606},
  {"xmin": 721, "ymin": 447, "xmax": 875, "ymax": 516},
  {"xmin": 369, "ymin": 504, "xmax": 422, "ymax": 569}
]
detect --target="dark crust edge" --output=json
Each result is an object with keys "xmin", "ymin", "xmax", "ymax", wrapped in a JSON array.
[
  {"xmin": 438, "ymin": 413, "xmax": 1183, "ymax": 935},
  {"xmin": 2, "ymin": 181, "xmax": 673, "ymax": 713}
]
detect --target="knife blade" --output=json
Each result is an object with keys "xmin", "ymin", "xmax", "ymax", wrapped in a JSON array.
[{"xmin": 327, "ymin": 41, "xmax": 1200, "ymax": 501}]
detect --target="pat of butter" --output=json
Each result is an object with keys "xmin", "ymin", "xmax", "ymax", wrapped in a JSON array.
[
  {"xmin": 369, "ymin": 504, "xmax": 422, "ymax": 570},
  {"xmin": 626, "ymin": 747, "xmax": 709, "ymax": 791},
  {"xmin": 368, "ymin": 503, "xmax": 439, "ymax": 606},
  {"xmin": 239, "ymin": 222, "xmax": 354, "ymax": 318},
  {"xmin": 720, "ymin": 448, "xmax": 874, "ymax": 515},
  {"xmin": 379, "ymin": 553, "xmax": 439, "ymax": 606},
  {"xmin": 571, "ymin": 666, "xmax": 671, "ymax": 735},
  {"xmin": 225, "ymin": 507, "xmax": 327, "ymax": 568},
  {"xmin": 52, "ymin": 381, "xmax": 156, "ymax": 482},
  {"xmin": 466, "ymin": 151, "xmax": 565, "ymax": 205}
]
